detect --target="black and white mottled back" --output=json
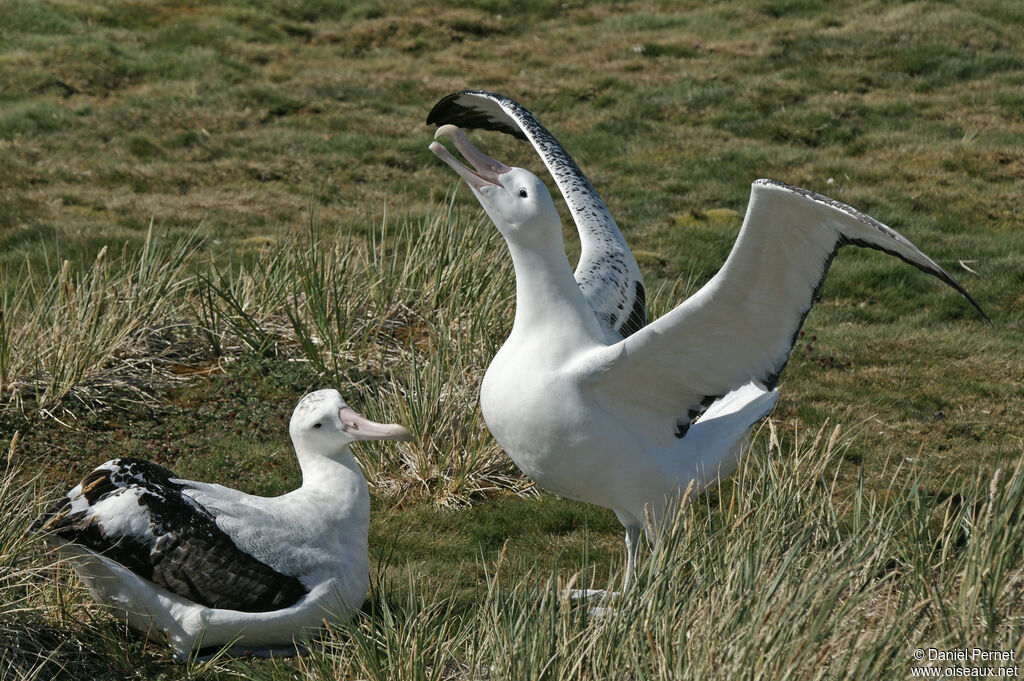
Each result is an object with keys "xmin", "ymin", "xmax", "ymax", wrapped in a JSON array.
[
  {"xmin": 35, "ymin": 457, "xmax": 308, "ymax": 612},
  {"xmin": 428, "ymin": 90, "xmax": 647, "ymax": 339}
]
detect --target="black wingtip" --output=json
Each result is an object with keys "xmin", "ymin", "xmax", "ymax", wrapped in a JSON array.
[
  {"xmin": 939, "ymin": 271, "xmax": 990, "ymax": 323},
  {"xmin": 837, "ymin": 236, "xmax": 991, "ymax": 323},
  {"xmin": 425, "ymin": 93, "xmax": 460, "ymax": 126},
  {"xmin": 29, "ymin": 493, "xmax": 72, "ymax": 535},
  {"xmin": 426, "ymin": 90, "xmax": 528, "ymax": 140},
  {"xmin": 28, "ymin": 515, "xmax": 47, "ymax": 535},
  {"xmin": 900, "ymin": 247, "xmax": 990, "ymax": 323},
  {"xmin": 960, "ymin": 287, "xmax": 991, "ymax": 324}
]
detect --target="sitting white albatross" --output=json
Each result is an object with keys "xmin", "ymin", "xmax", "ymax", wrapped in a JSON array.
[
  {"xmin": 428, "ymin": 103, "xmax": 986, "ymax": 591},
  {"xmin": 34, "ymin": 389, "xmax": 411, "ymax": 659}
]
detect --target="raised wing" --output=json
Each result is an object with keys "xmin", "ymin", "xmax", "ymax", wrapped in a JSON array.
[
  {"xmin": 586, "ymin": 180, "xmax": 986, "ymax": 443},
  {"xmin": 36, "ymin": 457, "xmax": 308, "ymax": 612},
  {"xmin": 428, "ymin": 89, "xmax": 646, "ymax": 338}
]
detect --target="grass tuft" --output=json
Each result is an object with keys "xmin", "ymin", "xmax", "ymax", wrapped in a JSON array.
[{"xmin": 0, "ymin": 225, "xmax": 199, "ymax": 415}]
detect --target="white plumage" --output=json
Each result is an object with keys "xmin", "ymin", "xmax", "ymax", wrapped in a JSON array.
[
  {"xmin": 35, "ymin": 389, "xmax": 411, "ymax": 659},
  {"xmin": 429, "ymin": 93, "xmax": 984, "ymax": 590}
]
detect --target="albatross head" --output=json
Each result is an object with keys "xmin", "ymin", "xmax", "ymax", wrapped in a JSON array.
[
  {"xmin": 430, "ymin": 124, "xmax": 560, "ymax": 243},
  {"xmin": 290, "ymin": 389, "xmax": 412, "ymax": 456}
]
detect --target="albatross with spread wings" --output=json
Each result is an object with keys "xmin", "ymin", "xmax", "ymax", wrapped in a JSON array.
[{"xmin": 428, "ymin": 90, "xmax": 986, "ymax": 592}]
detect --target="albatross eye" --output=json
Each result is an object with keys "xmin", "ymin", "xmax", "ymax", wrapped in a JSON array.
[
  {"xmin": 313, "ymin": 422, "xmax": 322, "ymax": 429},
  {"xmin": 519, "ymin": 189, "xmax": 528, "ymax": 198}
]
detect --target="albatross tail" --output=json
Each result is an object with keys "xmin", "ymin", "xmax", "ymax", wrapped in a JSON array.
[{"xmin": 684, "ymin": 382, "xmax": 779, "ymax": 486}]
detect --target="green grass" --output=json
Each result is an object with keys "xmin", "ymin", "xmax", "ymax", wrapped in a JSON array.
[{"xmin": 1, "ymin": 0, "xmax": 1023, "ymax": 678}]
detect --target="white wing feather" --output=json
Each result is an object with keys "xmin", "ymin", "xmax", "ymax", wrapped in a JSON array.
[{"xmin": 585, "ymin": 179, "xmax": 985, "ymax": 440}]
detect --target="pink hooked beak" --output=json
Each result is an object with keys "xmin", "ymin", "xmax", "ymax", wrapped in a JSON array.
[
  {"xmin": 429, "ymin": 124, "xmax": 513, "ymax": 190},
  {"xmin": 338, "ymin": 407, "xmax": 413, "ymax": 442}
]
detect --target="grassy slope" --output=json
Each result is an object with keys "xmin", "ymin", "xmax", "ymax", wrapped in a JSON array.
[{"xmin": 2, "ymin": 0, "xmax": 1023, "ymax": 678}]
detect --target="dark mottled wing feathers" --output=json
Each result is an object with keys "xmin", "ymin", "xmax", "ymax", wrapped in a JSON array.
[{"xmin": 37, "ymin": 458, "xmax": 308, "ymax": 613}]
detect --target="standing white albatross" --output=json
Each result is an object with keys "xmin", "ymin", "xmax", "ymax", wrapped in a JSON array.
[
  {"xmin": 34, "ymin": 389, "xmax": 411, "ymax": 659},
  {"xmin": 428, "ymin": 100, "xmax": 987, "ymax": 592}
]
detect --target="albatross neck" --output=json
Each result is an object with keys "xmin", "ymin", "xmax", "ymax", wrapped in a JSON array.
[
  {"xmin": 504, "ymin": 233, "xmax": 606, "ymax": 348},
  {"xmin": 293, "ymin": 443, "xmax": 368, "ymax": 499}
]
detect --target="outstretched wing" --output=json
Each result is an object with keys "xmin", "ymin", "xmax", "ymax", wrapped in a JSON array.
[
  {"xmin": 36, "ymin": 457, "xmax": 308, "ymax": 612},
  {"xmin": 428, "ymin": 89, "xmax": 647, "ymax": 339},
  {"xmin": 585, "ymin": 180, "xmax": 986, "ymax": 445}
]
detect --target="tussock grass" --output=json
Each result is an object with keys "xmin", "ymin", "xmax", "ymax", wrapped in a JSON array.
[
  {"xmin": 0, "ymin": 172, "xmax": 1018, "ymax": 678},
  {"xmin": 2, "ymin": 198, "xmax": 519, "ymax": 504},
  {"xmin": 0, "ymin": 226, "xmax": 198, "ymax": 415},
  {"xmin": 0, "ymin": 163, "xmax": 1018, "ymax": 678}
]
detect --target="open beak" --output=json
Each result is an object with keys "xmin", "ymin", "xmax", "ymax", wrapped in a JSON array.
[
  {"xmin": 429, "ymin": 124, "xmax": 512, "ymax": 190},
  {"xmin": 339, "ymin": 407, "xmax": 413, "ymax": 442}
]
